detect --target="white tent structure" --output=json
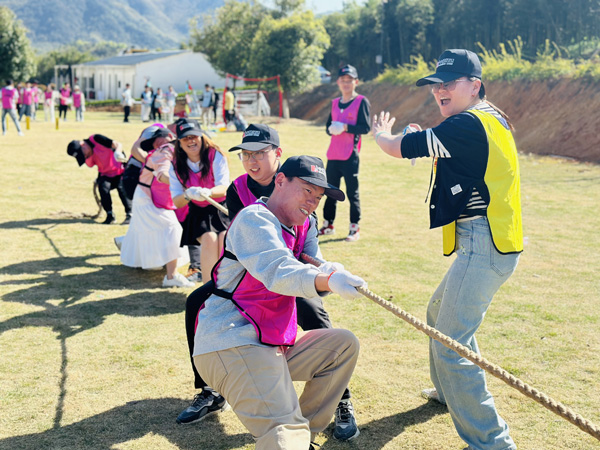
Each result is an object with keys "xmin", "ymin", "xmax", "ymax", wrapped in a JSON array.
[{"xmin": 68, "ymin": 50, "xmax": 225, "ymax": 100}]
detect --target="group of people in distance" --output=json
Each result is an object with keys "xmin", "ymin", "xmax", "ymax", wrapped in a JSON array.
[
  {"xmin": 65, "ymin": 48, "xmax": 523, "ymax": 450},
  {"xmin": 1, "ymin": 79, "xmax": 83, "ymax": 136}
]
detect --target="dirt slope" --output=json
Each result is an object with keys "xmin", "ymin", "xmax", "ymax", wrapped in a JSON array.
[{"xmin": 289, "ymin": 79, "xmax": 600, "ymax": 163}]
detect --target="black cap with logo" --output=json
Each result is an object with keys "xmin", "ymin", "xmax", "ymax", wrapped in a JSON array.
[
  {"xmin": 338, "ymin": 64, "xmax": 358, "ymax": 79},
  {"xmin": 176, "ymin": 118, "xmax": 203, "ymax": 139},
  {"xmin": 416, "ymin": 49, "xmax": 482, "ymax": 86},
  {"xmin": 279, "ymin": 155, "xmax": 345, "ymax": 201},
  {"xmin": 228, "ymin": 124, "xmax": 280, "ymax": 152}
]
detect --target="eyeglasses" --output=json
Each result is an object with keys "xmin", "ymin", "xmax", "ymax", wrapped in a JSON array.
[
  {"xmin": 239, "ymin": 148, "xmax": 274, "ymax": 161},
  {"xmin": 431, "ymin": 79, "xmax": 470, "ymax": 93}
]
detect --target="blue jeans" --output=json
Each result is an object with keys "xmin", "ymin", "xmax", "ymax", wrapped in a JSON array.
[
  {"xmin": 427, "ymin": 217, "xmax": 519, "ymax": 450},
  {"xmin": 2, "ymin": 108, "xmax": 22, "ymax": 133}
]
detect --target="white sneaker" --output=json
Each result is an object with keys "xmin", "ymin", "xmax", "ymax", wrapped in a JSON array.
[
  {"xmin": 163, "ymin": 273, "xmax": 195, "ymax": 288},
  {"xmin": 421, "ymin": 388, "xmax": 446, "ymax": 405},
  {"xmin": 18, "ymin": 131, "xmax": 24, "ymax": 136},
  {"xmin": 345, "ymin": 223, "xmax": 360, "ymax": 242}
]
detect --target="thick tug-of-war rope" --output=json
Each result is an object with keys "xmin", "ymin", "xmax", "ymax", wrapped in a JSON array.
[{"xmin": 300, "ymin": 252, "xmax": 600, "ymax": 442}]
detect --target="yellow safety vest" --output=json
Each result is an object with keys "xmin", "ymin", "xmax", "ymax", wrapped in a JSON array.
[{"xmin": 442, "ymin": 108, "xmax": 523, "ymax": 256}]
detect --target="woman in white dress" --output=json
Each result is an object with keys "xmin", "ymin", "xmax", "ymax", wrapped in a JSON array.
[{"xmin": 120, "ymin": 128, "xmax": 193, "ymax": 288}]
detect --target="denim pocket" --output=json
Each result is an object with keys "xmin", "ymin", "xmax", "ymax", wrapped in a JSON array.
[{"xmin": 490, "ymin": 246, "xmax": 519, "ymax": 277}]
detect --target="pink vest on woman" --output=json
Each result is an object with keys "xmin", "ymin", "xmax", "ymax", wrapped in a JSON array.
[
  {"xmin": 60, "ymin": 88, "xmax": 71, "ymax": 106},
  {"xmin": 326, "ymin": 95, "xmax": 364, "ymax": 161},
  {"xmin": 213, "ymin": 202, "xmax": 310, "ymax": 346},
  {"xmin": 1, "ymin": 87, "xmax": 17, "ymax": 109},
  {"xmin": 138, "ymin": 145, "xmax": 176, "ymax": 210},
  {"xmin": 22, "ymin": 88, "xmax": 33, "ymax": 105},
  {"xmin": 85, "ymin": 135, "xmax": 124, "ymax": 177},
  {"xmin": 174, "ymin": 147, "xmax": 227, "ymax": 222},
  {"xmin": 73, "ymin": 92, "xmax": 82, "ymax": 108}
]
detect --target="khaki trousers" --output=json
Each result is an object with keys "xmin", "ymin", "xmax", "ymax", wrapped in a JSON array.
[{"xmin": 194, "ymin": 328, "xmax": 359, "ymax": 450}]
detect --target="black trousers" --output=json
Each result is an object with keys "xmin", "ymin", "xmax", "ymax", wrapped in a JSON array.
[
  {"xmin": 184, "ymin": 289, "xmax": 350, "ymax": 399},
  {"xmin": 58, "ymin": 104, "xmax": 68, "ymax": 119},
  {"xmin": 97, "ymin": 174, "xmax": 132, "ymax": 215},
  {"xmin": 123, "ymin": 106, "xmax": 130, "ymax": 122},
  {"xmin": 121, "ymin": 163, "xmax": 141, "ymax": 201},
  {"xmin": 323, "ymin": 152, "xmax": 361, "ymax": 225}
]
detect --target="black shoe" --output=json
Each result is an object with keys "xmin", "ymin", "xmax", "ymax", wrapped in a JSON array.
[
  {"xmin": 102, "ymin": 213, "xmax": 116, "ymax": 225},
  {"xmin": 333, "ymin": 399, "xmax": 360, "ymax": 440},
  {"xmin": 176, "ymin": 389, "xmax": 229, "ymax": 424},
  {"xmin": 121, "ymin": 214, "xmax": 131, "ymax": 225}
]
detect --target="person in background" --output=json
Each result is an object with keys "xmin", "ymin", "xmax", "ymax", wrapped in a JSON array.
[
  {"xmin": 165, "ymin": 85, "xmax": 177, "ymax": 124},
  {"xmin": 200, "ymin": 84, "xmax": 214, "ymax": 127},
  {"xmin": 372, "ymin": 48, "xmax": 522, "ymax": 450},
  {"xmin": 18, "ymin": 81, "xmax": 33, "ymax": 122},
  {"xmin": 59, "ymin": 82, "xmax": 71, "ymax": 121},
  {"xmin": 2, "ymin": 79, "xmax": 24, "ymax": 136},
  {"xmin": 73, "ymin": 85, "xmax": 85, "ymax": 122},
  {"xmin": 119, "ymin": 127, "xmax": 193, "ymax": 288},
  {"xmin": 121, "ymin": 83, "xmax": 133, "ymax": 123},
  {"xmin": 67, "ymin": 134, "xmax": 132, "ymax": 225},
  {"xmin": 141, "ymin": 86, "xmax": 153, "ymax": 122},
  {"xmin": 31, "ymin": 81, "xmax": 41, "ymax": 121},
  {"xmin": 192, "ymin": 154, "xmax": 364, "ymax": 450},
  {"xmin": 211, "ymin": 86, "xmax": 219, "ymax": 123},
  {"xmin": 319, "ymin": 65, "xmax": 371, "ymax": 242},
  {"xmin": 152, "ymin": 87, "xmax": 164, "ymax": 122},
  {"xmin": 43, "ymin": 83, "xmax": 56, "ymax": 122},
  {"xmin": 168, "ymin": 118, "xmax": 230, "ymax": 285},
  {"xmin": 223, "ymin": 86, "xmax": 235, "ymax": 123}
]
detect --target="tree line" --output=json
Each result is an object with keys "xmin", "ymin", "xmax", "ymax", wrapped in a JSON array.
[{"xmin": 2, "ymin": 0, "xmax": 599, "ymax": 93}]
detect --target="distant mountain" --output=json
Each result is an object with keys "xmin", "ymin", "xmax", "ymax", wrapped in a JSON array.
[{"xmin": 0, "ymin": 0, "xmax": 225, "ymax": 51}]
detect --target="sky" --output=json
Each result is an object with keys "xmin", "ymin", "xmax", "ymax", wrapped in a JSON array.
[{"xmin": 308, "ymin": 0, "xmax": 367, "ymax": 15}]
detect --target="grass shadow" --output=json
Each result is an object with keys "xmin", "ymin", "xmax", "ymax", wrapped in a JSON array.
[{"xmin": 0, "ymin": 397, "xmax": 253, "ymax": 450}]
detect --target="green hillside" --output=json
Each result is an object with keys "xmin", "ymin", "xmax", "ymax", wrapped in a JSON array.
[{"xmin": 0, "ymin": 0, "xmax": 224, "ymax": 50}]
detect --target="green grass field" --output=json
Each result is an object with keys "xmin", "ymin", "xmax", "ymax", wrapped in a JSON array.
[{"xmin": 1, "ymin": 111, "xmax": 599, "ymax": 450}]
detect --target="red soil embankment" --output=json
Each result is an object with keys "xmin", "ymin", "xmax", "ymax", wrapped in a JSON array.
[{"xmin": 290, "ymin": 79, "xmax": 600, "ymax": 163}]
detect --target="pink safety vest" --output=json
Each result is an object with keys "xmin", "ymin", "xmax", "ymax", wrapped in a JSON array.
[
  {"xmin": 85, "ymin": 135, "xmax": 124, "ymax": 177},
  {"xmin": 73, "ymin": 92, "xmax": 82, "ymax": 108},
  {"xmin": 174, "ymin": 147, "xmax": 226, "ymax": 222},
  {"xmin": 45, "ymin": 91, "xmax": 53, "ymax": 100},
  {"xmin": 232, "ymin": 174, "xmax": 257, "ymax": 210},
  {"xmin": 211, "ymin": 202, "xmax": 310, "ymax": 346},
  {"xmin": 22, "ymin": 88, "xmax": 33, "ymax": 105},
  {"xmin": 138, "ymin": 145, "xmax": 176, "ymax": 210},
  {"xmin": 60, "ymin": 88, "xmax": 71, "ymax": 105},
  {"xmin": 1, "ymin": 87, "xmax": 17, "ymax": 109},
  {"xmin": 326, "ymin": 95, "xmax": 364, "ymax": 161}
]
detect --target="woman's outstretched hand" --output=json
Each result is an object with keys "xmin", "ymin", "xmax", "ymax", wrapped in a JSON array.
[{"xmin": 372, "ymin": 111, "xmax": 396, "ymax": 138}]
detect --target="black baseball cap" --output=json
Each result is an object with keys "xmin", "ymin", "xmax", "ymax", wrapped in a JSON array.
[
  {"xmin": 416, "ymin": 49, "xmax": 482, "ymax": 86},
  {"xmin": 279, "ymin": 155, "xmax": 345, "ymax": 201},
  {"xmin": 67, "ymin": 140, "xmax": 86, "ymax": 166},
  {"xmin": 229, "ymin": 124, "xmax": 280, "ymax": 152},
  {"xmin": 338, "ymin": 64, "xmax": 358, "ymax": 79},
  {"xmin": 176, "ymin": 118, "xmax": 203, "ymax": 139},
  {"xmin": 141, "ymin": 127, "xmax": 171, "ymax": 151}
]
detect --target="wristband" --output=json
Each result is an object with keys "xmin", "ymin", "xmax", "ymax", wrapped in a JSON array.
[
  {"xmin": 374, "ymin": 131, "xmax": 390, "ymax": 144},
  {"xmin": 326, "ymin": 270, "xmax": 337, "ymax": 290}
]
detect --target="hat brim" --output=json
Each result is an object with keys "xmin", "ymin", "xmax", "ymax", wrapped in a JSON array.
[
  {"xmin": 178, "ymin": 129, "xmax": 203, "ymax": 139},
  {"xmin": 416, "ymin": 71, "xmax": 466, "ymax": 86},
  {"xmin": 228, "ymin": 142, "xmax": 273, "ymax": 152},
  {"xmin": 298, "ymin": 176, "xmax": 345, "ymax": 202},
  {"xmin": 74, "ymin": 150, "xmax": 86, "ymax": 166}
]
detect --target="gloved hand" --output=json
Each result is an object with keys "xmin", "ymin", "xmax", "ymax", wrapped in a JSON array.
[
  {"xmin": 327, "ymin": 269, "xmax": 366, "ymax": 300},
  {"xmin": 328, "ymin": 121, "xmax": 345, "ymax": 136},
  {"xmin": 185, "ymin": 186, "xmax": 212, "ymax": 201},
  {"xmin": 318, "ymin": 261, "xmax": 345, "ymax": 275},
  {"xmin": 114, "ymin": 150, "xmax": 127, "ymax": 162}
]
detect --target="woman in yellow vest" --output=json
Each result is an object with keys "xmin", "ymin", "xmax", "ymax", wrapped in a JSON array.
[{"xmin": 373, "ymin": 49, "xmax": 522, "ymax": 450}]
